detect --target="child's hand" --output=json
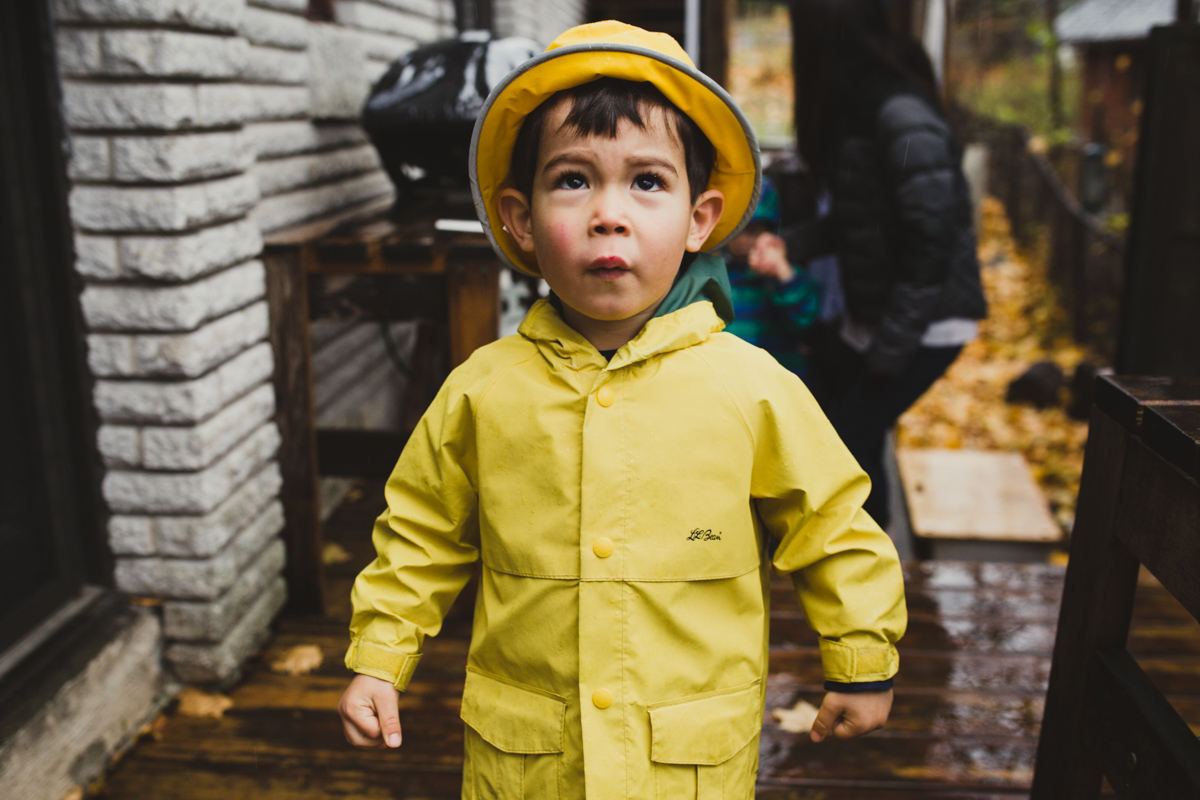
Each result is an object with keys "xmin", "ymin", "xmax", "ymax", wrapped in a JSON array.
[
  {"xmin": 339, "ymin": 673, "xmax": 403, "ymax": 749},
  {"xmin": 748, "ymin": 232, "xmax": 795, "ymax": 283},
  {"xmin": 810, "ymin": 689, "xmax": 893, "ymax": 743}
]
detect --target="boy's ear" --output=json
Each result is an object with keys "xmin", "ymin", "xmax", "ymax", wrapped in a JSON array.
[
  {"xmin": 685, "ymin": 189, "xmax": 725, "ymax": 253},
  {"xmin": 497, "ymin": 188, "xmax": 536, "ymax": 253}
]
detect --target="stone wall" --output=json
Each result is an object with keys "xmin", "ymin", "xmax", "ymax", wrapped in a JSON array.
[
  {"xmin": 53, "ymin": 0, "xmax": 582, "ymax": 687},
  {"xmin": 492, "ymin": 0, "xmax": 588, "ymax": 45}
]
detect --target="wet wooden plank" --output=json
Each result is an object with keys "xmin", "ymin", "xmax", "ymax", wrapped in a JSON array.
[
  {"xmin": 757, "ymin": 788, "xmax": 1029, "ymax": 799},
  {"xmin": 103, "ymin": 762, "xmax": 464, "ymax": 800},
  {"xmin": 758, "ymin": 731, "xmax": 1039, "ymax": 790},
  {"xmin": 98, "ymin": 480, "xmax": 1200, "ymax": 800}
]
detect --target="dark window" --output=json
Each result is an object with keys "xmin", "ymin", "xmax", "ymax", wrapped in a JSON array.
[{"xmin": 0, "ymin": 0, "xmax": 108, "ymax": 657}]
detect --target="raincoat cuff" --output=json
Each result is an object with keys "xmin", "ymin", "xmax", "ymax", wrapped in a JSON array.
[
  {"xmin": 345, "ymin": 639, "xmax": 422, "ymax": 690},
  {"xmin": 817, "ymin": 638, "xmax": 898, "ymax": 683}
]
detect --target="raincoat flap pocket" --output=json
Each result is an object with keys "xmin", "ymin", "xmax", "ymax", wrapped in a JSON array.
[
  {"xmin": 648, "ymin": 680, "xmax": 762, "ymax": 765},
  {"xmin": 460, "ymin": 667, "xmax": 567, "ymax": 754}
]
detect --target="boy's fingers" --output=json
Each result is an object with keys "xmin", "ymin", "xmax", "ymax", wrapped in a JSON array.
[
  {"xmin": 830, "ymin": 715, "xmax": 863, "ymax": 740},
  {"xmin": 809, "ymin": 696, "xmax": 846, "ymax": 743},
  {"xmin": 341, "ymin": 708, "xmax": 382, "ymax": 748},
  {"xmin": 375, "ymin": 688, "xmax": 403, "ymax": 748}
]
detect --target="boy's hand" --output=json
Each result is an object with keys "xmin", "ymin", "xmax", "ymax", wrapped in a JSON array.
[
  {"xmin": 748, "ymin": 232, "xmax": 795, "ymax": 283},
  {"xmin": 810, "ymin": 689, "xmax": 893, "ymax": 743},
  {"xmin": 339, "ymin": 673, "xmax": 403, "ymax": 749}
]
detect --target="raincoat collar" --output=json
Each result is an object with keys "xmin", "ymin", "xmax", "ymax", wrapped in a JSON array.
[{"xmin": 518, "ymin": 252, "xmax": 733, "ymax": 370}]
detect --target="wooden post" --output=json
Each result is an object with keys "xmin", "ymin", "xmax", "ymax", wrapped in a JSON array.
[
  {"xmin": 446, "ymin": 255, "xmax": 500, "ymax": 368},
  {"xmin": 1116, "ymin": 27, "xmax": 1200, "ymax": 377},
  {"xmin": 265, "ymin": 249, "xmax": 326, "ymax": 616},
  {"xmin": 1030, "ymin": 410, "xmax": 1141, "ymax": 798},
  {"xmin": 1047, "ymin": 0, "xmax": 1063, "ymax": 131},
  {"xmin": 1032, "ymin": 376, "xmax": 1200, "ymax": 798}
]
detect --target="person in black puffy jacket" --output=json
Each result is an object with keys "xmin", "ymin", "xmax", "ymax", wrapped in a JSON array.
[{"xmin": 775, "ymin": 0, "xmax": 988, "ymax": 530}]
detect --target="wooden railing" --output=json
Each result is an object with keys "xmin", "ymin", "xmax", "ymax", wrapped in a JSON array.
[{"xmin": 965, "ymin": 118, "xmax": 1127, "ymax": 363}]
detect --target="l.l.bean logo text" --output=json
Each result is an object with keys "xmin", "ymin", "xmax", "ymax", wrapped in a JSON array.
[{"xmin": 687, "ymin": 528, "xmax": 722, "ymax": 542}]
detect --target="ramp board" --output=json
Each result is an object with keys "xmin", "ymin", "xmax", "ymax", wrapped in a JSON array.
[{"xmin": 897, "ymin": 447, "xmax": 1062, "ymax": 562}]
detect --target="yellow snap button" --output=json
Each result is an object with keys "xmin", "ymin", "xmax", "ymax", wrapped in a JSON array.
[
  {"xmin": 592, "ymin": 688, "xmax": 613, "ymax": 709},
  {"xmin": 592, "ymin": 538, "xmax": 614, "ymax": 558},
  {"xmin": 597, "ymin": 386, "xmax": 615, "ymax": 407}
]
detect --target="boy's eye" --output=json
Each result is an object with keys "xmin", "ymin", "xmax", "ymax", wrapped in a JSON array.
[
  {"xmin": 555, "ymin": 172, "xmax": 588, "ymax": 190},
  {"xmin": 633, "ymin": 172, "xmax": 665, "ymax": 192}
]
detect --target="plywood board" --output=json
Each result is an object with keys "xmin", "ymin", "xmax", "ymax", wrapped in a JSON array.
[{"xmin": 897, "ymin": 448, "xmax": 1062, "ymax": 543}]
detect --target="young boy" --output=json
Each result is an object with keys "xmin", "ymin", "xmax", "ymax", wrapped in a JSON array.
[{"xmin": 339, "ymin": 21, "xmax": 906, "ymax": 799}]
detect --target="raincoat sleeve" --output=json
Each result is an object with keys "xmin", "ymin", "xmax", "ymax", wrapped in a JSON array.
[
  {"xmin": 739, "ymin": 357, "xmax": 906, "ymax": 686},
  {"xmin": 344, "ymin": 370, "xmax": 481, "ymax": 690}
]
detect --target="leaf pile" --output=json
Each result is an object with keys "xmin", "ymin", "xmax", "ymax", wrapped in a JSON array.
[{"xmin": 896, "ymin": 196, "xmax": 1092, "ymax": 534}]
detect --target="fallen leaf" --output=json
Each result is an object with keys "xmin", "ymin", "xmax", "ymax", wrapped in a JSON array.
[
  {"xmin": 176, "ymin": 686, "xmax": 234, "ymax": 718},
  {"xmin": 271, "ymin": 644, "xmax": 324, "ymax": 675},
  {"xmin": 127, "ymin": 595, "xmax": 163, "ymax": 607},
  {"xmin": 322, "ymin": 542, "xmax": 352, "ymax": 565},
  {"xmin": 770, "ymin": 698, "xmax": 820, "ymax": 734}
]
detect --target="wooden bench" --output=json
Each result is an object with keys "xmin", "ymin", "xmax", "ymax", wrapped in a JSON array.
[
  {"xmin": 264, "ymin": 200, "xmax": 502, "ymax": 614},
  {"xmin": 1032, "ymin": 375, "xmax": 1200, "ymax": 798}
]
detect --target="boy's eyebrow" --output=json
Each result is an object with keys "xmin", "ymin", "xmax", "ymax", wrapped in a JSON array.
[{"xmin": 541, "ymin": 151, "xmax": 679, "ymax": 177}]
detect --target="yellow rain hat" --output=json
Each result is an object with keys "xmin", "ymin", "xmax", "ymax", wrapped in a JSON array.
[{"xmin": 469, "ymin": 20, "xmax": 762, "ymax": 276}]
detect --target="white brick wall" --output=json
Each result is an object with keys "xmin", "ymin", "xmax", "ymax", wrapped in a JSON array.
[
  {"xmin": 112, "ymin": 132, "xmax": 254, "ymax": 183},
  {"xmin": 63, "ymin": 83, "xmax": 252, "ymax": 130},
  {"xmin": 56, "ymin": 0, "xmax": 282, "ymax": 686},
  {"xmin": 94, "ymin": 342, "xmax": 273, "ymax": 424},
  {"xmin": 493, "ymin": 0, "xmax": 587, "ymax": 45},
  {"xmin": 102, "ymin": 423, "xmax": 280, "ymax": 515},
  {"xmin": 87, "ymin": 302, "xmax": 269, "ymax": 378},
  {"xmin": 54, "ymin": 0, "xmax": 584, "ymax": 690},
  {"xmin": 54, "ymin": 0, "xmax": 244, "ymax": 32},
  {"xmin": 108, "ymin": 463, "xmax": 283, "ymax": 557},
  {"xmin": 81, "ymin": 260, "xmax": 265, "ymax": 332}
]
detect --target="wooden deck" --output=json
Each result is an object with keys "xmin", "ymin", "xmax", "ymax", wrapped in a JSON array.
[{"xmin": 97, "ymin": 482, "xmax": 1200, "ymax": 799}]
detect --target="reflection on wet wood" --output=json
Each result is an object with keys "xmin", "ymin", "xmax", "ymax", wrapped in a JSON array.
[{"xmin": 97, "ymin": 483, "xmax": 1200, "ymax": 799}]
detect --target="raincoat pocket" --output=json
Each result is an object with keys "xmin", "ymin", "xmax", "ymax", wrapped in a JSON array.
[
  {"xmin": 648, "ymin": 680, "xmax": 762, "ymax": 800},
  {"xmin": 460, "ymin": 667, "xmax": 566, "ymax": 800}
]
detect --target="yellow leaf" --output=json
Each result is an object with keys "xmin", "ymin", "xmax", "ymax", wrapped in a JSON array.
[
  {"xmin": 322, "ymin": 542, "xmax": 352, "ymax": 565},
  {"xmin": 271, "ymin": 644, "xmax": 324, "ymax": 676},
  {"xmin": 770, "ymin": 699, "xmax": 820, "ymax": 734},
  {"xmin": 176, "ymin": 686, "xmax": 233, "ymax": 718}
]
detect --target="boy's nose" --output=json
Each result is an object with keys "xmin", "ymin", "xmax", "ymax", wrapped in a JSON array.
[{"xmin": 590, "ymin": 190, "xmax": 630, "ymax": 235}]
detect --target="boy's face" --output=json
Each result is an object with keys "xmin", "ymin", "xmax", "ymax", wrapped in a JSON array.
[{"xmin": 498, "ymin": 102, "xmax": 723, "ymax": 348}]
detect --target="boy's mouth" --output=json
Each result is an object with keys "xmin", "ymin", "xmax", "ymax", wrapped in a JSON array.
[{"xmin": 590, "ymin": 256, "xmax": 629, "ymax": 278}]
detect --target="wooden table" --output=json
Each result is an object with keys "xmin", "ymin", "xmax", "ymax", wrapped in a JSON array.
[
  {"xmin": 1032, "ymin": 375, "xmax": 1200, "ymax": 798},
  {"xmin": 264, "ymin": 199, "xmax": 501, "ymax": 615}
]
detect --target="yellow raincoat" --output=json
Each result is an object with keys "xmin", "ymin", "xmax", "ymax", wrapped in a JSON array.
[{"xmin": 347, "ymin": 256, "xmax": 906, "ymax": 800}]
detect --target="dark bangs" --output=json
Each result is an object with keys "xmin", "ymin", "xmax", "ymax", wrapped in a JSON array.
[{"xmin": 509, "ymin": 78, "xmax": 715, "ymax": 204}]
